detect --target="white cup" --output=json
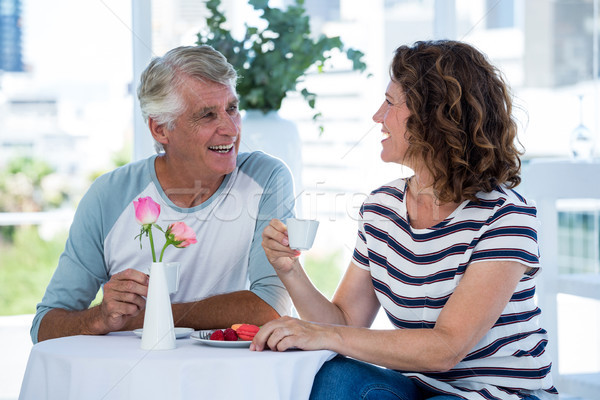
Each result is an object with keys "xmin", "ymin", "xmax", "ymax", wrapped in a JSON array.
[{"xmin": 286, "ymin": 218, "xmax": 319, "ymax": 250}]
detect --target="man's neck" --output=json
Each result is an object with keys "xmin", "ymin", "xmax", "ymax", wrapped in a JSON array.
[{"xmin": 154, "ymin": 155, "xmax": 224, "ymax": 208}]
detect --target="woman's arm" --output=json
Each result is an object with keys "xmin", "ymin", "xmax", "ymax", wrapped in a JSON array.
[
  {"xmin": 261, "ymin": 219, "xmax": 380, "ymax": 326},
  {"xmin": 253, "ymin": 259, "xmax": 528, "ymax": 373}
]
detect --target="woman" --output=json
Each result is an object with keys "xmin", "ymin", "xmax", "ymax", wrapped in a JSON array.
[{"xmin": 253, "ymin": 40, "xmax": 557, "ymax": 400}]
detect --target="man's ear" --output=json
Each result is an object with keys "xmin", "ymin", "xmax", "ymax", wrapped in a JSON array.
[{"xmin": 148, "ymin": 117, "xmax": 169, "ymax": 146}]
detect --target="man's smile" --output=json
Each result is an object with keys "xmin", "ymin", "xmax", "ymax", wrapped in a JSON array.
[{"xmin": 208, "ymin": 143, "xmax": 235, "ymax": 153}]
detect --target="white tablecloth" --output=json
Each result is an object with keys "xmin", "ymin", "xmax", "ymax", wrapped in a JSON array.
[{"xmin": 19, "ymin": 332, "xmax": 336, "ymax": 400}]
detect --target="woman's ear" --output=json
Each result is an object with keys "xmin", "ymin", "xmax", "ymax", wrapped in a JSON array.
[{"xmin": 148, "ymin": 117, "xmax": 169, "ymax": 146}]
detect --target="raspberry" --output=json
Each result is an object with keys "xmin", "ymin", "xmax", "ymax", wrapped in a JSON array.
[
  {"xmin": 223, "ymin": 328, "xmax": 238, "ymax": 341},
  {"xmin": 209, "ymin": 329, "xmax": 224, "ymax": 341}
]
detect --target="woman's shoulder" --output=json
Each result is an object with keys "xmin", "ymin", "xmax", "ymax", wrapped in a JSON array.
[
  {"xmin": 467, "ymin": 186, "xmax": 537, "ymax": 225},
  {"xmin": 475, "ymin": 185, "xmax": 532, "ymax": 208},
  {"xmin": 369, "ymin": 177, "xmax": 409, "ymax": 198}
]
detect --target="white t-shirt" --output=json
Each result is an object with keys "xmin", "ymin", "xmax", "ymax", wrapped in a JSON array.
[{"xmin": 31, "ymin": 151, "xmax": 295, "ymax": 343}]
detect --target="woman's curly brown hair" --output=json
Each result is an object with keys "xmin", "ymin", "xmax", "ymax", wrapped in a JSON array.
[{"xmin": 391, "ymin": 40, "xmax": 523, "ymax": 203}]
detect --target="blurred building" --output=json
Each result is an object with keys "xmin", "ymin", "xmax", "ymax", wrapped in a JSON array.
[
  {"xmin": 0, "ymin": 0, "xmax": 132, "ymax": 175},
  {"xmin": 0, "ymin": 0, "xmax": 23, "ymax": 72}
]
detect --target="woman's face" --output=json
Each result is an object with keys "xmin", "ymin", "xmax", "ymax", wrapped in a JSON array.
[{"xmin": 372, "ymin": 80, "xmax": 412, "ymax": 165}]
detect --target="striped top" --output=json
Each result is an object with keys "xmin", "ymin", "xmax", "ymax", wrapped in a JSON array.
[{"xmin": 352, "ymin": 178, "xmax": 558, "ymax": 400}]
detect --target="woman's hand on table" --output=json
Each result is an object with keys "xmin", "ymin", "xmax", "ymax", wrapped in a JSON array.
[
  {"xmin": 97, "ymin": 268, "xmax": 148, "ymax": 332},
  {"xmin": 250, "ymin": 316, "xmax": 335, "ymax": 352},
  {"xmin": 262, "ymin": 219, "xmax": 302, "ymax": 274}
]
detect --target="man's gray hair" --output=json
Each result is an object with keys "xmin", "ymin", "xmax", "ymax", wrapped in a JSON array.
[{"xmin": 137, "ymin": 45, "xmax": 238, "ymax": 153}]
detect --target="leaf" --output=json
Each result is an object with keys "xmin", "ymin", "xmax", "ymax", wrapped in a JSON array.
[
  {"xmin": 196, "ymin": 0, "xmax": 369, "ymax": 133},
  {"xmin": 249, "ymin": 0, "xmax": 269, "ymax": 10}
]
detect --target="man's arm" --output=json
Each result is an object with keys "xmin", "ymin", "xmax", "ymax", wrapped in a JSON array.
[
  {"xmin": 37, "ymin": 268, "xmax": 149, "ymax": 342},
  {"xmin": 118, "ymin": 290, "xmax": 280, "ymax": 332},
  {"xmin": 172, "ymin": 291, "xmax": 280, "ymax": 328}
]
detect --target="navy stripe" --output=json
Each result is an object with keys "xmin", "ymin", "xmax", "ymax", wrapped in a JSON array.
[
  {"xmin": 385, "ymin": 311, "xmax": 435, "ymax": 329},
  {"xmin": 464, "ymin": 200, "xmax": 500, "ymax": 210},
  {"xmin": 372, "ymin": 278, "xmax": 450, "ymax": 309},
  {"xmin": 494, "ymin": 308, "xmax": 542, "ymax": 327},
  {"xmin": 487, "ymin": 204, "xmax": 537, "ymax": 224},
  {"xmin": 426, "ymin": 363, "xmax": 552, "ymax": 380},
  {"xmin": 464, "ymin": 329, "xmax": 547, "ymax": 361},
  {"xmin": 409, "ymin": 376, "xmax": 511, "ymax": 400},
  {"xmin": 513, "ymin": 339, "xmax": 548, "ymax": 358},
  {"xmin": 471, "ymin": 248, "xmax": 539, "ymax": 264},
  {"xmin": 545, "ymin": 386, "xmax": 559, "ymax": 395},
  {"xmin": 362, "ymin": 203, "xmax": 410, "ymax": 230},
  {"xmin": 365, "ymin": 248, "xmax": 388, "ymax": 270},
  {"xmin": 357, "ymin": 228, "xmax": 366, "ymax": 242},
  {"xmin": 510, "ymin": 286, "xmax": 536, "ymax": 302},
  {"xmin": 480, "ymin": 226, "xmax": 538, "ymax": 242},
  {"xmin": 511, "ymin": 188, "xmax": 527, "ymax": 204},
  {"xmin": 371, "ymin": 185, "xmax": 406, "ymax": 203},
  {"xmin": 408, "ymin": 376, "xmax": 469, "ymax": 399},
  {"xmin": 352, "ymin": 248, "xmax": 369, "ymax": 266}
]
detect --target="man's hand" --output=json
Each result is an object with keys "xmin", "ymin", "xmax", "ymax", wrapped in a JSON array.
[{"xmin": 97, "ymin": 268, "xmax": 149, "ymax": 333}]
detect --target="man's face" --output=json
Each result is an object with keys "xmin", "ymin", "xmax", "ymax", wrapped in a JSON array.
[{"xmin": 162, "ymin": 76, "xmax": 241, "ymax": 181}]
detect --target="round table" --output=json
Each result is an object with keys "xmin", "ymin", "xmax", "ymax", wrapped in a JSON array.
[{"xmin": 19, "ymin": 331, "xmax": 336, "ymax": 400}]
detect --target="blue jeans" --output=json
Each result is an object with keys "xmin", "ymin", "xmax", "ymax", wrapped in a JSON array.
[{"xmin": 309, "ymin": 355, "xmax": 542, "ymax": 400}]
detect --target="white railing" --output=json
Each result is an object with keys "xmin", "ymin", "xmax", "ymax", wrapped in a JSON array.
[{"xmin": 0, "ymin": 210, "xmax": 75, "ymax": 226}]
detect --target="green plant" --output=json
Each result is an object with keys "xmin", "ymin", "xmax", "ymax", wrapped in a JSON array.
[
  {"xmin": 0, "ymin": 225, "xmax": 103, "ymax": 315},
  {"xmin": 0, "ymin": 226, "xmax": 66, "ymax": 315},
  {"xmin": 197, "ymin": 0, "xmax": 367, "ymax": 116}
]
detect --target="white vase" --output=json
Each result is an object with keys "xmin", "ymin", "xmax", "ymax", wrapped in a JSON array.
[
  {"xmin": 241, "ymin": 110, "xmax": 303, "ymax": 213},
  {"xmin": 140, "ymin": 262, "xmax": 176, "ymax": 350}
]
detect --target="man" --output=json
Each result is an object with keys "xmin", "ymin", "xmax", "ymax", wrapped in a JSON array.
[{"xmin": 31, "ymin": 45, "xmax": 295, "ymax": 343}]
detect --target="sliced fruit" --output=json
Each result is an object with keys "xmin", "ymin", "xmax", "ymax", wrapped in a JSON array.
[{"xmin": 233, "ymin": 324, "xmax": 260, "ymax": 340}]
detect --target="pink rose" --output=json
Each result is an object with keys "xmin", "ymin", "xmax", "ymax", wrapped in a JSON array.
[
  {"xmin": 134, "ymin": 197, "xmax": 197, "ymax": 262},
  {"xmin": 167, "ymin": 222, "xmax": 198, "ymax": 248},
  {"xmin": 133, "ymin": 197, "xmax": 161, "ymax": 225}
]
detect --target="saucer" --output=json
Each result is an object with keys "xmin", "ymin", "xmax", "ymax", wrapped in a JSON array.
[{"xmin": 133, "ymin": 327, "xmax": 194, "ymax": 339}]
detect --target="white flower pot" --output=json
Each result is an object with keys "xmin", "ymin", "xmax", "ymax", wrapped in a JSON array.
[{"xmin": 241, "ymin": 110, "xmax": 303, "ymax": 206}]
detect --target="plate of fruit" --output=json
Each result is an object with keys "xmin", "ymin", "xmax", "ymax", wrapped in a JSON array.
[{"xmin": 191, "ymin": 324, "xmax": 259, "ymax": 348}]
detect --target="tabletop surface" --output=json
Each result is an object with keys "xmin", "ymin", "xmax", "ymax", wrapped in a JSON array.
[{"xmin": 19, "ymin": 331, "xmax": 336, "ymax": 400}]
